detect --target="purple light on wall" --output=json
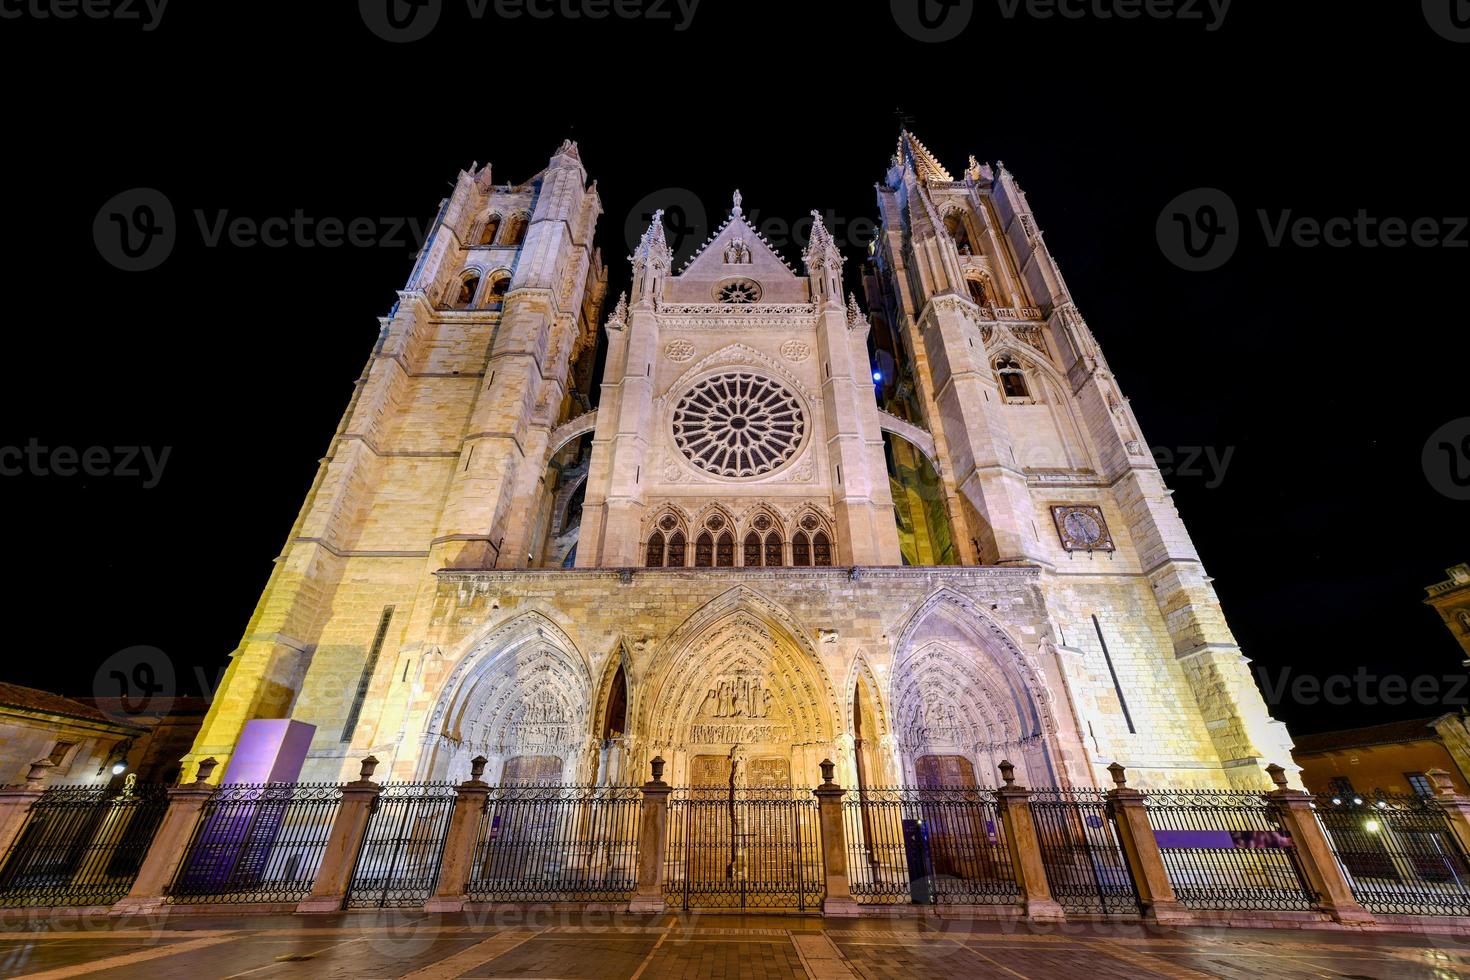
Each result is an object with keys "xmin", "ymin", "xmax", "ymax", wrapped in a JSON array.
[{"xmin": 223, "ymin": 720, "xmax": 316, "ymax": 785}]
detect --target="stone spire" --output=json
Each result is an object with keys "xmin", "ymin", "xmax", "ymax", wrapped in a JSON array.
[
  {"xmin": 630, "ymin": 210, "xmax": 672, "ymax": 304},
  {"xmin": 804, "ymin": 211, "xmax": 844, "ymax": 305},
  {"xmin": 896, "ymin": 130, "xmax": 954, "ymax": 183}
]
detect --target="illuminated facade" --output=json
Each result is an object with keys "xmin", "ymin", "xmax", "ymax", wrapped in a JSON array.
[{"xmin": 187, "ymin": 135, "xmax": 1296, "ymax": 791}]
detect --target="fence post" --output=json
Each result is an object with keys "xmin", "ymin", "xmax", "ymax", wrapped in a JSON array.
[
  {"xmin": 1261, "ymin": 764, "xmax": 1374, "ymax": 924},
  {"xmin": 812, "ymin": 758, "xmax": 860, "ymax": 916},
  {"xmin": 0, "ymin": 764, "xmax": 50, "ymax": 861},
  {"xmin": 425, "ymin": 756, "xmax": 490, "ymax": 912},
  {"xmin": 1104, "ymin": 763, "xmax": 1191, "ymax": 924},
  {"xmin": 1425, "ymin": 768, "xmax": 1470, "ymax": 855},
  {"xmin": 995, "ymin": 761, "xmax": 1064, "ymax": 921},
  {"xmin": 297, "ymin": 756, "xmax": 383, "ymax": 913},
  {"xmin": 629, "ymin": 756, "xmax": 671, "ymax": 913},
  {"xmin": 111, "ymin": 758, "xmax": 219, "ymax": 915}
]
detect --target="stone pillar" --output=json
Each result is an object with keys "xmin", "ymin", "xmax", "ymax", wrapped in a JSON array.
[
  {"xmin": 995, "ymin": 761, "xmax": 1064, "ymax": 921},
  {"xmin": 629, "ymin": 756, "xmax": 670, "ymax": 913},
  {"xmin": 112, "ymin": 758, "xmax": 219, "ymax": 915},
  {"xmin": 297, "ymin": 756, "xmax": 383, "ymax": 913},
  {"xmin": 0, "ymin": 763, "xmax": 50, "ymax": 861},
  {"xmin": 1104, "ymin": 763, "xmax": 1191, "ymax": 924},
  {"xmin": 425, "ymin": 756, "xmax": 490, "ymax": 912},
  {"xmin": 812, "ymin": 759, "xmax": 860, "ymax": 916},
  {"xmin": 1427, "ymin": 768, "xmax": 1470, "ymax": 857},
  {"xmin": 1262, "ymin": 764, "xmax": 1374, "ymax": 925}
]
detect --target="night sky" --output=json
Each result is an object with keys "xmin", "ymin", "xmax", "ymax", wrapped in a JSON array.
[{"xmin": 1, "ymin": 2, "xmax": 1464, "ymax": 737}]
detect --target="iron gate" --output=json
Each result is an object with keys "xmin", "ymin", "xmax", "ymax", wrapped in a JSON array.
[
  {"xmin": 346, "ymin": 782, "xmax": 457, "ymax": 908},
  {"xmin": 0, "ymin": 784, "xmax": 168, "ymax": 908},
  {"xmin": 1315, "ymin": 795, "xmax": 1470, "ymax": 916},
  {"xmin": 665, "ymin": 789, "xmax": 823, "ymax": 910},
  {"xmin": 1030, "ymin": 789, "xmax": 1140, "ymax": 915}
]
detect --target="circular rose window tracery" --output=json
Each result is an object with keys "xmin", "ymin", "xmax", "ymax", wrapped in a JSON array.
[{"xmin": 672, "ymin": 373, "xmax": 805, "ymax": 479}]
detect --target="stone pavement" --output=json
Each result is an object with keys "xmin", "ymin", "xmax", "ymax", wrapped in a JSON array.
[{"xmin": 0, "ymin": 912, "xmax": 1467, "ymax": 980}]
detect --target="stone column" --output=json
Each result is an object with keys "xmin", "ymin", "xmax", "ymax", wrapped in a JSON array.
[
  {"xmin": 1427, "ymin": 768, "xmax": 1470, "ymax": 857},
  {"xmin": 812, "ymin": 759, "xmax": 860, "ymax": 916},
  {"xmin": 297, "ymin": 756, "xmax": 383, "ymax": 913},
  {"xmin": 995, "ymin": 761, "xmax": 1064, "ymax": 921},
  {"xmin": 425, "ymin": 756, "xmax": 490, "ymax": 912},
  {"xmin": 0, "ymin": 764, "xmax": 50, "ymax": 861},
  {"xmin": 1262, "ymin": 764, "xmax": 1373, "ymax": 925},
  {"xmin": 629, "ymin": 756, "xmax": 671, "ymax": 913},
  {"xmin": 112, "ymin": 758, "xmax": 219, "ymax": 915},
  {"xmin": 1104, "ymin": 763, "xmax": 1191, "ymax": 924}
]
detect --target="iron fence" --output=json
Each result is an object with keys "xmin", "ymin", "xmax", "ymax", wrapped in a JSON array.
[
  {"xmin": 0, "ymin": 784, "xmax": 169, "ymax": 908},
  {"xmin": 666, "ymin": 788, "xmax": 823, "ymax": 910},
  {"xmin": 1030, "ymin": 788, "xmax": 1140, "ymax": 915},
  {"xmin": 346, "ymin": 782, "xmax": 457, "ymax": 909},
  {"xmin": 842, "ymin": 786, "xmax": 1019, "ymax": 906},
  {"xmin": 466, "ymin": 784, "xmax": 641, "ymax": 903},
  {"xmin": 168, "ymin": 783, "xmax": 342, "ymax": 904},
  {"xmin": 1144, "ymin": 789, "xmax": 1317, "ymax": 912},
  {"xmin": 1314, "ymin": 795, "xmax": 1470, "ymax": 916}
]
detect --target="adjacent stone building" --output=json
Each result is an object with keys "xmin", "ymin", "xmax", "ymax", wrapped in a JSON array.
[{"xmin": 185, "ymin": 134, "xmax": 1296, "ymax": 792}]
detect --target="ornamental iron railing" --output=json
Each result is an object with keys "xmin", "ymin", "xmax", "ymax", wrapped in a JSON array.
[
  {"xmin": 168, "ymin": 783, "xmax": 342, "ymax": 904},
  {"xmin": 346, "ymin": 782, "xmax": 457, "ymax": 909},
  {"xmin": 0, "ymin": 784, "xmax": 169, "ymax": 908},
  {"xmin": 1030, "ymin": 788, "xmax": 1140, "ymax": 915},
  {"xmin": 1314, "ymin": 795, "xmax": 1470, "ymax": 916},
  {"xmin": 1144, "ymin": 789, "xmax": 1317, "ymax": 912},
  {"xmin": 666, "ymin": 788, "xmax": 823, "ymax": 910},
  {"xmin": 466, "ymin": 784, "xmax": 642, "ymax": 903},
  {"xmin": 842, "ymin": 786, "xmax": 1019, "ymax": 906}
]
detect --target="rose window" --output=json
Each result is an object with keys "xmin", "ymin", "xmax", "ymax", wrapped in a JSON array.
[
  {"xmin": 717, "ymin": 279, "xmax": 762, "ymax": 304},
  {"xmin": 672, "ymin": 373, "xmax": 805, "ymax": 479}
]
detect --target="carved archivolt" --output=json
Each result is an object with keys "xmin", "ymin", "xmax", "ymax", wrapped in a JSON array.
[{"xmin": 637, "ymin": 587, "xmax": 840, "ymax": 747}]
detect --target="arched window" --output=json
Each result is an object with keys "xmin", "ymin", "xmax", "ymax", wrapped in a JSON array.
[
  {"xmin": 716, "ymin": 532, "xmax": 735, "ymax": 567},
  {"xmin": 603, "ymin": 665, "xmax": 627, "ymax": 740},
  {"xmin": 792, "ymin": 532, "xmax": 811, "ymax": 567},
  {"xmin": 764, "ymin": 531, "xmax": 783, "ymax": 567},
  {"xmin": 479, "ymin": 215, "xmax": 502, "ymax": 246},
  {"xmin": 944, "ymin": 212, "xmax": 972, "ymax": 255},
  {"xmin": 645, "ymin": 532, "xmax": 665, "ymax": 568},
  {"xmin": 813, "ymin": 531, "xmax": 833, "ymax": 567},
  {"xmin": 667, "ymin": 531, "xmax": 686, "ymax": 567},
  {"xmin": 744, "ymin": 532, "xmax": 761, "ymax": 567},
  {"xmin": 501, "ymin": 214, "xmax": 528, "ymax": 247},
  {"xmin": 695, "ymin": 532, "xmax": 714, "ymax": 568},
  {"xmin": 486, "ymin": 275, "xmax": 510, "ymax": 310},
  {"xmin": 995, "ymin": 355, "xmax": 1030, "ymax": 399},
  {"xmin": 966, "ymin": 277, "xmax": 988, "ymax": 306},
  {"xmin": 453, "ymin": 273, "xmax": 480, "ymax": 310}
]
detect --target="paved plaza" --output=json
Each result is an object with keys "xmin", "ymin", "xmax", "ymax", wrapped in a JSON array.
[{"xmin": 0, "ymin": 912, "xmax": 1467, "ymax": 979}]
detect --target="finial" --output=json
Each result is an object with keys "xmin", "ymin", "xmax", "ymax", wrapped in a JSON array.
[
  {"xmin": 732, "ymin": 189, "xmax": 743, "ymax": 216},
  {"xmin": 194, "ymin": 757, "xmax": 218, "ymax": 784},
  {"xmin": 1265, "ymin": 763, "xmax": 1289, "ymax": 791},
  {"xmin": 24, "ymin": 760, "xmax": 52, "ymax": 785},
  {"xmin": 998, "ymin": 760, "xmax": 1016, "ymax": 786},
  {"xmin": 470, "ymin": 756, "xmax": 488, "ymax": 781},
  {"xmin": 819, "ymin": 758, "xmax": 836, "ymax": 787},
  {"xmin": 1107, "ymin": 762, "xmax": 1127, "ymax": 789},
  {"xmin": 650, "ymin": 756, "xmax": 666, "ymax": 783},
  {"xmin": 359, "ymin": 755, "xmax": 380, "ymax": 782}
]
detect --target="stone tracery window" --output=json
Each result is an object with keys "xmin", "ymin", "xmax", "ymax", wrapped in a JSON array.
[
  {"xmin": 716, "ymin": 531, "xmax": 735, "ymax": 567},
  {"xmin": 764, "ymin": 531, "xmax": 783, "ymax": 567},
  {"xmin": 994, "ymin": 355, "xmax": 1030, "ymax": 399},
  {"xmin": 667, "ymin": 531, "xmax": 686, "ymax": 567},
  {"xmin": 966, "ymin": 276, "xmax": 989, "ymax": 306},
  {"xmin": 453, "ymin": 272, "xmax": 480, "ymax": 310},
  {"xmin": 479, "ymin": 214, "xmax": 501, "ymax": 246},
  {"xmin": 695, "ymin": 531, "xmax": 713, "ymax": 567},
  {"xmin": 793, "ymin": 532, "xmax": 810, "ymax": 566},
  {"xmin": 717, "ymin": 278, "xmax": 762, "ymax": 304},
  {"xmin": 645, "ymin": 531, "xmax": 665, "ymax": 568},
  {"xmin": 672, "ymin": 373, "xmax": 806, "ymax": 479}
]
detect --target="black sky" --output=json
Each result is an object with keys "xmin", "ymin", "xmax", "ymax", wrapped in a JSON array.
[{"xmin": 0, "ymin": 1, "xmax": 1464, "ymax": 736}]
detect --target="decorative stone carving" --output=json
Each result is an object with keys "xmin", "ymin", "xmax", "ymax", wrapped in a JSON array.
[
  {"xmin": 665, "ymin": 339, "xmax": 696, "ymax": 361},
  {"xmin": 779, "ymin": 339, "xmax": 811, "ymax": 362}
]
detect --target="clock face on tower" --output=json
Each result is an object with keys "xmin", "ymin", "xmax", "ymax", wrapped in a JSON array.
[{"xmin": 1051, "ymin": 505, "xmax": 1115, "ymax": 553}]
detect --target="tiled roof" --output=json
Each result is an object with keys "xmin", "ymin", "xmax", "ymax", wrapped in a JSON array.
[
  {"xmin": 0, "ymin": 682, "xmax": 118, "ymax": 725},
  {"xmin": 1292, "ymin": 717, "xmax": 1441, "ymax": 755}
]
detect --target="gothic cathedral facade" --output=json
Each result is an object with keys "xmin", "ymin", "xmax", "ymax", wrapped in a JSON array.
[{"xmin": 187, "ymin": 135, "xmax": 1295, "ymax": 792}]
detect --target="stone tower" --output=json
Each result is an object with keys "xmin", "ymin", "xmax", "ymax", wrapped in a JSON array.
[{"xmin": 186, "ymin": 134, "xmax": 1295, "ymax": 793}]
